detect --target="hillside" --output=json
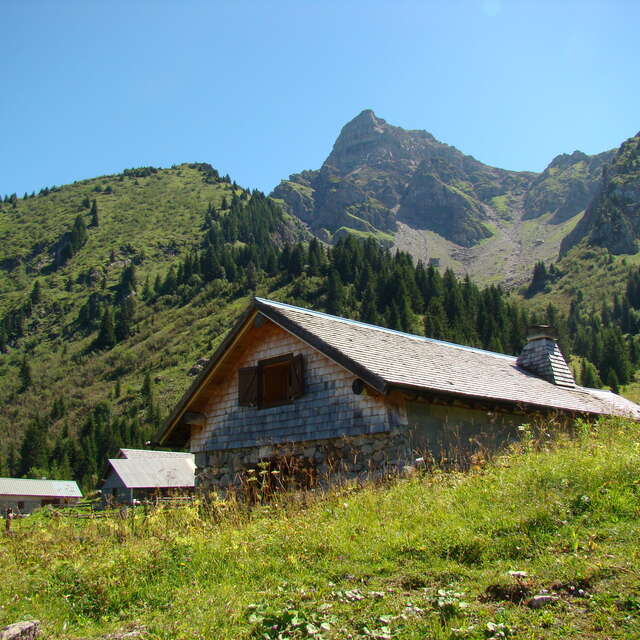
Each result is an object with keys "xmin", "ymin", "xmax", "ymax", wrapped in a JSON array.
[
  {"xmin": 0, "ymin": 164, "xmax": 306, "ymax": 484},
  {"xmin": 2, "ymin": 417, "xmax": 639, "ymax": 639},
  {"xmin": 272, "ymin": 110, "xmax": 618, "ymax": 287},
  {"xmin": 561, "ymin": 132, "xmax": 640, "ymax": 256},
  {"xmin": 1, "ymin": 126, "xmax": 639, "ymax": 491}
]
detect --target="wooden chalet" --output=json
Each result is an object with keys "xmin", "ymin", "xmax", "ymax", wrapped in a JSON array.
[{"xmin": 157, "ymin": 298, "xmax": 640, "ymax": 490}]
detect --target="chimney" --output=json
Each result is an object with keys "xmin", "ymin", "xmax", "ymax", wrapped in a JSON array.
[{"xmin": 516, "ymin": 325, "xmax": 575, "ymax": 388}]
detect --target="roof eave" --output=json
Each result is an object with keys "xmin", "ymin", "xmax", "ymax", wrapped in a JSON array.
[
  {"xmin": 156, "ymin": 300, "xmax": 260, "ymax": 446},
  {"xmin": 387, "ymin": 382, "xmax": 605, "ymax": 418}
]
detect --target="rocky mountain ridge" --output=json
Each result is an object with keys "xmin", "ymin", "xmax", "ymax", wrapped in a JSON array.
[
  {"xmin": 272, "ymin": 110, "xmax": 624, "ymax": 286},
  {"xmin": 561, "ymin": 132, "xmax": 640, "ymax": 256}
]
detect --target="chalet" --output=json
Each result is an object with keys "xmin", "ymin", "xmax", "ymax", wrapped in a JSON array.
[
  {"xmin": 157, "ymin": 298, "xmax": 640, "ymax": 490},
  {"xmin": 0, "ymin": 478, "xmax": 82, "ymax": 514},
  {"xmin": 101, "ymin": 448, "xmax": 195, "ymax": 505}
]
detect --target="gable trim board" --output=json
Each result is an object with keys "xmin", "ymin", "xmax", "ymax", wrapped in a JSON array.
[{"xmin": 158, "ymin": 298, "xmax": 639, "ymax": 451}]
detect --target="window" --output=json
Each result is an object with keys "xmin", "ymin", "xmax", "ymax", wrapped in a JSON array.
[{"xmin": 238, "ymin": 353, "xmax": 304, "ymax": 408}]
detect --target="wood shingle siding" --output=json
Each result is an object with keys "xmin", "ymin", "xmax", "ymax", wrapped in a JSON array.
[{"xmin": 188, "ymin": 321, "xmax": 395, "ymax": 453}]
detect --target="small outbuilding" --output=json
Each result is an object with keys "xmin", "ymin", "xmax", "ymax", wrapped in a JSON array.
[
  {"xmin": 0, "ymin": 477, "xmax": 82, "ymax": 514},
  {"xmin": 101, "ymin": 448, "xmax": 195, "ymax": 505}
]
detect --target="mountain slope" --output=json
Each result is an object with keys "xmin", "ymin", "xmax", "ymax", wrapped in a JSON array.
[
  {"xmin": 523, "ymin": 149, "xmax": 615, "ymax": 223},
  {"xmin": 272, "ymin": 110, "xmax": 618, "ymax": 287},
  {"xmin": 561, "ymin": 132, "xmax": 640, "ymax": 255}
]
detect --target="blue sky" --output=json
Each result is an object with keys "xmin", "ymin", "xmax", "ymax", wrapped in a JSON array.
[{"xmin": 2, "ymin": 1, "xmax": 638, "ymax": 197}]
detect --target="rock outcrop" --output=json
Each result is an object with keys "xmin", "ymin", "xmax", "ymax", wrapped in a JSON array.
[
  {"xmin": 524, "ymin": 149, "xmax": 615, "ymax": 223},
  {"xmin": 561, "ymin": 132, "xmax": 640, "ymax": 255}
]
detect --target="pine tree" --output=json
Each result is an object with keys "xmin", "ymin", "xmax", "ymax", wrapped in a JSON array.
[
  {"xmin": 245, "ymin": 262, "xmax": 258, "ymax": 291},
  {"xmin": 90, "ymin": 199, "xmax": 99, "ymax": 227},
  {"xmin": 606, "ymin": 368, "xmax": 620, "ymax": 394},
  {"xmin": 70, "ymin": 214, "xmax": 88, "ymax": 252},
  {"xmin": 118, "ymin": 264, "xmax": 137, "ymax": 298},
  {"xmin": 95, "ymin": 307, "xmax": 116, "ymax": 350},
  {"xmin": 162, "ymin": 266, "xmax": 177, "ymax": 295},
  {"xmin": 424, "ymin": 298, "xmax": 449, "ymax": 340},
  {"xmin": 326, "ymin": 268, "xmax": 346, "ymax": 316},
  {"xmin": 18, "ymin": 417, "xmax": 49, "ymax": 477},
  {"xmin": 30, "ymin": 280, "xmax": 42, "ymax": 306},
  {"xmin": 527, "ymin": 261, "xmax": 548, "ymax": 296},
  {"xmin": 19, "ymin": 357, "xmax": 32, "ymax": 392},
  {"xmin": 360, "ymin": 282, "xmax": 380, "ymax": 325},
  {"xmin": 580, "ymin": 359, "xmax": 602, "ymax": 388},
  {"xmin": 115, "ymin": 297, "xmax": 135, "ymax": 341}
]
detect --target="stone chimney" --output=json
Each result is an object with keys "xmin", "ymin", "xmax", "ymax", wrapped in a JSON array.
[{"xmin": 516, "ymin": 325, "xmax": 575, "ymax": 388}]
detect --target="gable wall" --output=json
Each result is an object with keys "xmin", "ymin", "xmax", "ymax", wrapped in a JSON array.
[{"xmin": 190, "ymin": 320, "xmax": 406, "ymax": 454}]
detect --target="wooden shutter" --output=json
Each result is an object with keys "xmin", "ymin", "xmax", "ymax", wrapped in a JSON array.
[
  {"xmin": 238, "ymin": 366, "xmax": 258, "ymax": 406},
  {"xmin": 289, "ymin": 354, "xmax": 305, "ymax": 399}
]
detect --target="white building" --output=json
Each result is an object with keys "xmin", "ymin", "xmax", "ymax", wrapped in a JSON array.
[{"xmin": 0, "ymin": 477, "xmax": 82, "ymax": 514}]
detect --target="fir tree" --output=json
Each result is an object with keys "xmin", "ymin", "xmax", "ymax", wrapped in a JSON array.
[
  {"xmin": 89, "ymin": 199, "xmax": 99, "ymax": 227},
  {"xmin": 326, "ymin": 268, "xmax": 346, "ymax": 316},
  {"xmin": 606, "ymin": 368, "xmax": 620, "ymax": 394},
  {"xmin": 19, "ymin": 357, "xmax": 32, "ymax": 392},
  {"xmin": 18, "ymin": 417, "xmax": 49, "ymax": 477},
  {"xmin": 30, "ymin": 280, "xmax": 42, "ymax": 306},
  {"xmin": 95, "ymin": 307, "xmax": 116, "ymax": 350},
  {"xmin": 115, "ymin": 297, "xmax": 135, "ymax": 341},
  {"xmin": 70, "ymin": 214, "xmax": 88, "ymax": 252}
]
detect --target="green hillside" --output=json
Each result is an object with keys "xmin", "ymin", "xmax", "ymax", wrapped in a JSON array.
[
  {"xmin": 2, "ymin": 417, "xmax": 639, "ymax": 639},
  {"xmin": 0, "ymin": 164, "xmax": 306, "ymax": 484},
  {"xmin": 0, "ymin": 165, "xmax": 232, "ymax": 302}
]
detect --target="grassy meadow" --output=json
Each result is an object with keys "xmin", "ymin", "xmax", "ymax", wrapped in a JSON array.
[{"xmin": 2, "ymin": 417, "xmax": 640, "ymax": 639}]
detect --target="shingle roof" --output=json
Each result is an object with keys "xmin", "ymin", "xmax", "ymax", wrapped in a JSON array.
[
  {"xmin": 107, "ymin": 456, "xmax": 195, "ymax": 489},
  {"xmin": 254, "ymin": 298, "xmax": 640, "ymax": 419},
  {"xmin": 119, "ymin": 448, "xmax": 194, "ymax": 460},
  {"xmin": 0, "ymin": 478, "xmax": 82, "ymax": 498}
]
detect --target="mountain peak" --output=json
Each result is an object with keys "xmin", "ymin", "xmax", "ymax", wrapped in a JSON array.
[{"xmin": 338, "ymin": 109, "xmax": 387, "ymax": 138}]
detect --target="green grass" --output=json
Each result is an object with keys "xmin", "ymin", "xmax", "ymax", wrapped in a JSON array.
[
  {"xmin": 2, "ymin": 417, "xmax": 640, "ymax": 639},
  {"xmin": 336, "ymin": 225, "xmax": 394, "ymax": 245}
]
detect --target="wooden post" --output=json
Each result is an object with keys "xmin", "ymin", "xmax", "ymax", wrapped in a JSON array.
[{"xmin": 5, "ymin": 507, "xmax": 13, "ymax": 534}]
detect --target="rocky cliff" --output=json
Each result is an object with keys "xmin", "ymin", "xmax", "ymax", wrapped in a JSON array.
[
  {"xmin": 561, "ymin": 132, "xmax": 640, "ymax": 255},
  {"xmin": 272, "ymin": 110, "xmax": 534, "ymax": 248},
  {"xmin": 524, "ymin": 149, "xmax": 614, "ymax": 223}
]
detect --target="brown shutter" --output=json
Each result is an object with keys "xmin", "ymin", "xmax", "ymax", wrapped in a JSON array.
[
  {"xmin": 238, "ymin": 366, "xmax": 258, "ymax": 406},
  {"xmin": 290, "ymin": 354, "xmax": 305, "ymax": 399}
]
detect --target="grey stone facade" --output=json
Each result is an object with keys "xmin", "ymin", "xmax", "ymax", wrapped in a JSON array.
[{"xmin": 196, "ymin": 429, "xmax": 411, "ymax": 491}]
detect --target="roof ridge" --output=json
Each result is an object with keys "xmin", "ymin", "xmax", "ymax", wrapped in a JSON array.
[{"xmin": 255, "ymin": 297, "xmax": 516, "ymax": 361}]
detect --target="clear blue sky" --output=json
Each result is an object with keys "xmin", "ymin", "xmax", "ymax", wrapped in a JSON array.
[{"xmin": 2, "ymin": 1, "xmax": 638, "ymax": 197}]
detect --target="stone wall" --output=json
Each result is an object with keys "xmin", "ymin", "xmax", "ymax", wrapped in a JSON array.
[{"xmin": 196, "ymin": 429, "xmax": 412, "ymax": 491}]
